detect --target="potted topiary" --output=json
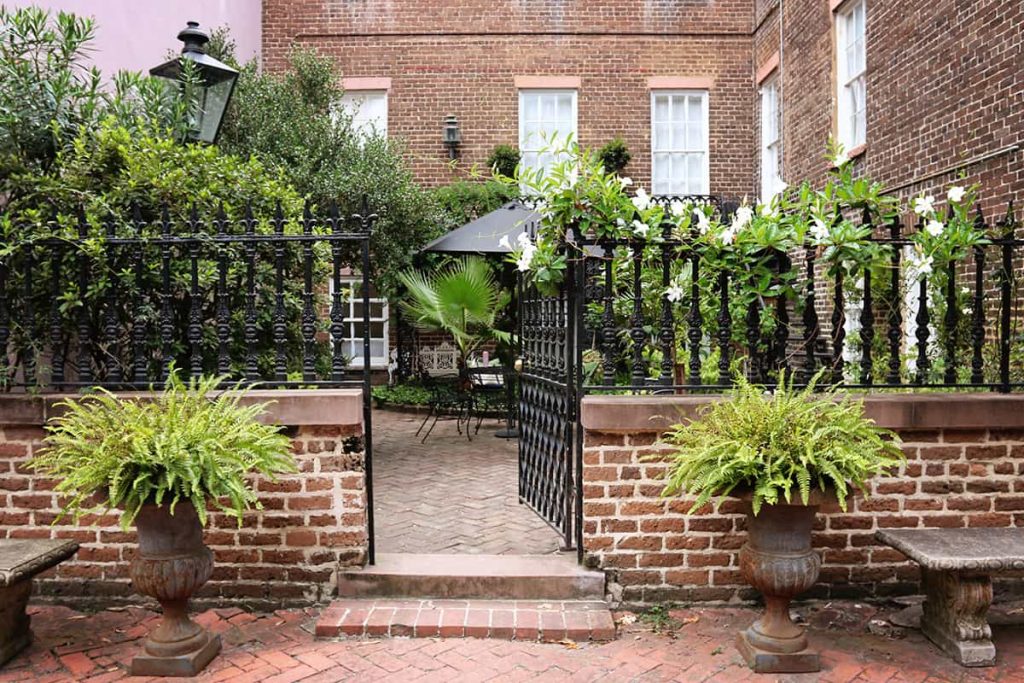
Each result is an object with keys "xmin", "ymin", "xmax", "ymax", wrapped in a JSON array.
[
  {"xmin": 659, "ymin": 372, "xmax": 903, "ymax": 674},
  {"xmin": 29, "ymin": 372, "xmax": 296, "ymax": 677}
]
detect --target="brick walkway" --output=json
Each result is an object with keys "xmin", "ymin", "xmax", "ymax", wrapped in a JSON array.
[
  {"xmin": 372, "ymin": 409, "xmax": 562, "ymax": 555},
  {"xmin": 3, "ymin": 602, "xmax": 1023, "ymax": 681}
]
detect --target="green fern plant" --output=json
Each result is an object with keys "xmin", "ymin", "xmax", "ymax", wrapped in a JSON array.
[
  {"xmin": 29, "ymin": 371, "xmax": 296, "ymax": 530},
  {"xmin": 659, "ymin": 371, "xmax": 904, "ymax": 515}
]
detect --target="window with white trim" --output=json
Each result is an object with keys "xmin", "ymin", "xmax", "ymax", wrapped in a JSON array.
[
  {"xmin": 330, "ymin": 279, "xmax": 389, "ymax": 368},
  {"xmin": 651, "ymin": 90, "xmax": 709, "ymax": 195},
  {"xmin": 339, "ymin": 90, "xmax": 388, "ymax": 137},
  {"xmin": 760, "ymin": 75, "xmax": 784, "ymax": 199},
  {"xmin": 835, "ymin": 0, "xmax": 866, "ymax": 151},
  {"xmin": 518, "ymin": 89, "xmax": 577, "ymax": 175}
]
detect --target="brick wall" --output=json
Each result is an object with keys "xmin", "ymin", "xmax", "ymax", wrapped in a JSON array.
[
  {"xmin": 262, "ymin": 0, "xmax": 756, "ymax": 194},
  {"xmin": 766, "ymin": 0, "xmax": 1024, "ymax": 212},
  {"xmin": 263, "ymin": 0, "xmax": 1023, "ymax": 209},
  {"xmin": 580, "ymin": 394, "xmax": 1024, "ymax": 606},
  {"xmin": 0, "ymin": 391, "xmax": 368, "ymax": 611}
]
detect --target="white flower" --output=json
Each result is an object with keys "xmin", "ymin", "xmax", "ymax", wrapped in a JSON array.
[
  {"xmin": 619, "ymin": 177, "xmax": 633, "ymax": 188},
  {"xmin": 731, "ymin": 206, "xmax": 753, "ymax": 231},
  {"xmin": 516, "ymin": 252, "xmax": 534, "ymax": 272},
  {"xmin": 665, "ymin": 282, "xmax": 685, "ymax": 303},
  {"xmin": 498, "ymin": 235, "xmax": 513, "ymax": 251},
  {"xmin": 693, "ymin": 208, "xmax": 711, "ymax": 235},
  {"xmin": 516, "ymin": 231, "xmax": 532, "ymax": 249},
  {"xmin": 669, "ymin": 199, "xmax": 688, "ymax": 217},
  {"xmin": 912, "ymin": 195, "xmax": 935, "ymax": 216},
  {"xmin": 631, "ymin": 187, "xmax": 651, "ymax": 212},
  {"xmin": 632, "ymin": 220, "xmax": 650, "ymax": 238},
  {"xmin": 906, "ymin": 249, "xmax": 933, "ymax": 280},
  {"xmin": 720, "ymin": 227, "xmax": 736, "ymax": 245},
  {"xmin": 810, "ymin": 218, "xmax": 830, "ymax": 241},
  {"xmin": 961, "ymin": 286, "xmax": 971, "ymax": 295},
  {"xmin": 516, "ymin": 239, "xmax": 537, "ymax": 272},
  {"xmin": 925, "ymin": 219, "xmax": 944, "ymax": 237},
  {"xmin": 947, "ymin": 186, "xmax": 966, "ymax": 203}
]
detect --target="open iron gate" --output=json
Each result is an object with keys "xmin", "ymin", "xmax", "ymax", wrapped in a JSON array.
[{"xmin": 516, "ymin": 262, "xmax": 584, "ymax": 559}]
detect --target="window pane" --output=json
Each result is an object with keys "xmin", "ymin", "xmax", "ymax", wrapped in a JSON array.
[
  {"xmin": 654, "ymin": 95, "xmax": 670, "ymax": 123},
  {"xmin": 653, "ymin": 123, "xmax": 670, "ymax": 151}
]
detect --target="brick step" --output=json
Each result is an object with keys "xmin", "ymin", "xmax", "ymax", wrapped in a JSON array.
[
  {"xmin": 315, "ymin": 598, "xmax": 616, "ymax": 642},
  {"xmin": 338, "ymin": 553, "xmax": 605, "ymax": 600}
]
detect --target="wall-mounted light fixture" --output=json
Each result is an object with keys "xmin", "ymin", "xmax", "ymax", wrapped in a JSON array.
[{"xmin": 443, "ymin": 114, "xmax": 461, "ymax": 160}]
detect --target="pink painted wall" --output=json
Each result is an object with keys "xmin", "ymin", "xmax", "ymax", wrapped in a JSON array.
[{"xmin": 5, "ymin": 1, "xmax": 261, "ymax": 76}]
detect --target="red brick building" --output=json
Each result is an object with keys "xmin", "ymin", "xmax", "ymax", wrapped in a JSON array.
[{"xmin": 262, "ymin": 0, "xmax": 1022, "ymax": 210}]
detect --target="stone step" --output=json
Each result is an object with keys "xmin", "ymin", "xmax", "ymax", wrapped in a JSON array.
[
  {"xmin": 338, "ymin": 553, "xmax": 605, "ymax": 601},
  {"xmin": 315, "ymin": 598, "xmax": 616, "ymax": 642}
]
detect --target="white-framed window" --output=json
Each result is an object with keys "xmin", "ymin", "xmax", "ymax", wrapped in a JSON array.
[
  {"xmin": 518, "ymin": 89, "xmax": 577, "ymax": 175},
  {"xmin": 760, "ymin": 75, "xmax": 784, "ymax": 199},
  {"xmin": 651, "ymin": 90, "xmax": 709, "ymax": 195},
  {"xmin": 330, "ymin": 278, "xmax": 389, "ymax": 369},
  {"xmin": 339, "ymin": 90, "xmax": 388, "ymax": 137},
  {"xmin": 835, "ymin": 0, "xmax": 866, "ymax": 151}
]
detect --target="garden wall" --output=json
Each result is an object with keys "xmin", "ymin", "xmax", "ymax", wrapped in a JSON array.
[
  {"xmin": 581, "ymin": 393, "xmax": 1024, "ymax": 606},
  {"xmin": 0, "ymin": 390, "xmax": 368, "ymax": 611}
]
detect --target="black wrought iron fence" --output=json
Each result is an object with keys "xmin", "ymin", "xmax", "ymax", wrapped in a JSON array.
[
  {"xmin": 573, "ymin": 201, "xmax": 1022, "ymax": 393},
  {"xmin": 0, "ymin": 202, "xmax": 375, "ymax": 391}
]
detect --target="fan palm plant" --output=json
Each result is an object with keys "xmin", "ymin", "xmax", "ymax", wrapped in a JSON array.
[{"xmin": 397, "ymin": 257, "xmax": 512, "ymax": 368}]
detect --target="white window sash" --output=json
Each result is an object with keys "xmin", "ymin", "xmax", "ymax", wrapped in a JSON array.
[
  {"xmin": 760, "ymin": 77, "xmax": 783, "ymax": 199},
  {"xmin": 329, "ymin": 278, "xmax": 390, "ymax": 369},
  {"xmin": 339, "ymin": 90, "xmax": 388, "ymax": 138},
  {"xmin": 835, "ymin": 0, "xmax": 866, "ymax": 150},
  {"xmin": 650, "ymin": 90, "xmax": 710, "ymax": 196},
  {"xmin": 517, "ymin": 89, "xmax": 578, "ymax": 175}
]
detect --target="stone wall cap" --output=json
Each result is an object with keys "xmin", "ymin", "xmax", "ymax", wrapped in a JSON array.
[
  {"xmin": 0, "ymin": 389, "xmax": 363, "ymax": 428},
  {"xmin": 875, "ymin": 529, "xmax": 1024, "ymax": 572},
  {"xmin": 581, "ymin": 393, "xmax": 1024, "ymax": 432}
]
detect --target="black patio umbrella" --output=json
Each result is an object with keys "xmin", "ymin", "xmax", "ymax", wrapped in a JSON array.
[{"xmin": 420, "ymin": 201, "xmax": 537, "ymax": 254}]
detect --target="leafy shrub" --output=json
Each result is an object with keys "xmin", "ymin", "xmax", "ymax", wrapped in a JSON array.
[
  {"xmin": 0, "ymin": 7, "xmax": 193, "ymax": 211},
  {"xmin": 486, "ymin": 144, "xmax": 521, "ymax": 178},
  {"xmin": 29, "ymin": 372, "xmax": 296, "ymax": 530},
  {"xmin": 217, "ymin": 45, "xmax": 443, "ymax": 295},
  {"xmin": 433, "ymin": 180, "xmax": 519, "ymax": 232},
  {"xmin": 597, "ymin": 137, "xmax": 631, "ymax": 175},
  {"xmin": 659, "ymin": 372, "xmax": 904, "ymax": 515},
  {"xmin": 372, "ymin": 382, "xmax": 432, "ymax": 406}
]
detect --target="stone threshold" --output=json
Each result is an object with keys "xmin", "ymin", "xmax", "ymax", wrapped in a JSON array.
[{"xmin": 314, "ymin": 598, "xmax": 616, "ymax": 641}]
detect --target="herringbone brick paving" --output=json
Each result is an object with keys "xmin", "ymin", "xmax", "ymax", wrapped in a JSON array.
[
  {"xmin": 2, "ymin": 602, "xmax": 1022, "ymax": 681},
  {"xmin": 372, "ymin": 410, "xmax": 562, "ymax": 555}
]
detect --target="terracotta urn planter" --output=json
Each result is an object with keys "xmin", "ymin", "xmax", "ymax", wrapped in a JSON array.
[
  {"xmin": 128, "ymin": 501, "xmax": 220, "ymax": 677},
  {"xmin": 734, "ymin": 490, "xmax": 835, "ymax": 674}
]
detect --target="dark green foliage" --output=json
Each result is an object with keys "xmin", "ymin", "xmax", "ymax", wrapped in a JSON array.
[
  {"xmin": 486, "ymin": 144, "xmax": 521, "ymax": 178},
  {"xmin": 597, "ymin": 137, "xmax": 632, "ymax": 175},
  {"xmin": 0, "ymin": 6, "xmax": 194, "ymax": 210},
  {"xmin": 217, "ymin": 45, "xmax": 443, "ymax": 295},
  {"xmin": 433, "ymin": 180, "xmax": 519, "ymax": 232},
  {"xmin": 29, "ymin": 372, "xmax": 296, "ymax": 530},
  {"xmin": 372, "ymin": 382, "xmax": 432, "ymax": 406},
  {"xmin": 660, "ymin": 372, "xmax": 905, "ymax": 515}
]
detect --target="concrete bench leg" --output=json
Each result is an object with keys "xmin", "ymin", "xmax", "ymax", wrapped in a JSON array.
[
  {"xmin": 0, "ymin": 580, "xmax": 31, "ymax": 666},
  {"xmin": 920, "ymin": 568, "xmax": 996, "ymax": 667}
]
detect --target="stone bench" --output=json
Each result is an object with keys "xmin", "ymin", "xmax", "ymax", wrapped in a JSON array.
[
  {"xmin": 1, "ymin": 539, "xmax": 79, "ymax": 666},
  {"xmin": 875, "ymin": 528, "xmax": 1024, "ymax": 667}
]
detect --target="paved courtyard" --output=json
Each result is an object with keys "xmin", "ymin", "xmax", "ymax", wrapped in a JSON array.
[
  {"xmin": 2, "ymin": 602, "xmax": 1022, "ymax": 682},
  {"xmin": 372, "ymin": 409, "xmax": 563, "ymax": 555}
]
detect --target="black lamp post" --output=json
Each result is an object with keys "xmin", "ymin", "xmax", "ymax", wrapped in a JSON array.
[
  {"xmin": 150, "ymin": 21, "xmax": 239, "ymax": 144},
  {"xmin": 443, "ymin": 114, "xmax": 461, "ymax": 159}
]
